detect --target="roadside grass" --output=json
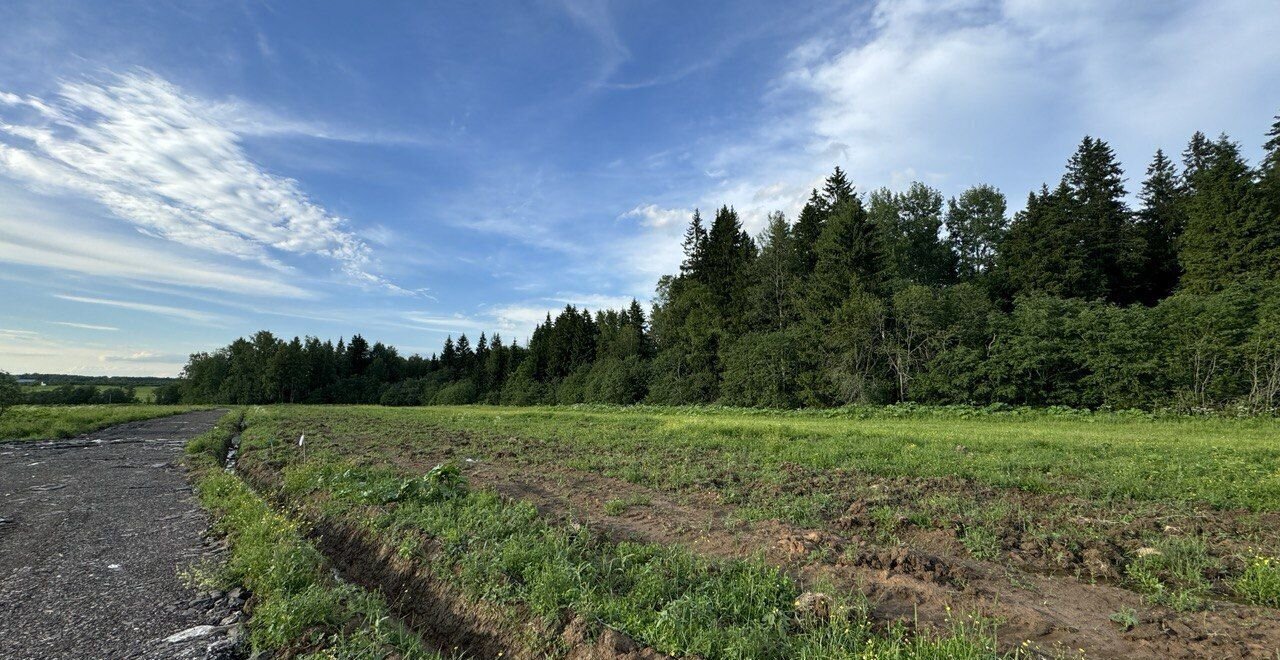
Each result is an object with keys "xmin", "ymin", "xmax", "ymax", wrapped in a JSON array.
[
  {"xmin": 257, "ymin": 436, "xmax": 1006, "ymax": 659},
  {"xmin": 185, "ymin": 414, "xmax": 443, "ymax": 659},
  {"xmin": 0, "ymin": 404, "xmax": 204, "ymax": 441}
]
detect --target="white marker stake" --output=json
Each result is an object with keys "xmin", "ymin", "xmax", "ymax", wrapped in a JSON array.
[{"xmin": 298, "ymin": 434, "xmax": 306, "ymax": 461}]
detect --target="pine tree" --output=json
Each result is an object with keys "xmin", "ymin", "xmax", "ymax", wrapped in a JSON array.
[
  {"xmin": 792, "ymin": 190, "xmax": 825, "ymax": 277},
  {"xmin": 1179, "ymin": 135, "xmax": 1257, "ymax": 291},
  {"xmin": 679, "ymin": 209, "xmax": 709, "ymax": 280},
  {"xmin": 809, "ymin": 181, "xmax": 879, "ymax": 318},
  {"xmin": 822, "ymin": 166, "xmax": 854, "ymax": 207},
  {"xmin": 346, "ymin": 334, "xmax": 371, "ymax": 376},
  {"xmin": 1135, "ymin": 149, "xmax": 1185, "ymax": 303},
  {"xmin": 440, "ymin": 336, "xmax": 458, "ymax": 377},
  {"xmin": 703, "ymin": 206, "xmax": 756, "ymax": 323},
  {"xmin": 997, "ymin": 182, "xmax": 1080, "ymax": 299},
  {"xmin": 1254, "ymin": 111, "xmax": 1280, "ymax": 281},
  {"xmin": 1064, "ymin": 135, "xmax": 1142, "ymax": 303},
  {"xmin": 1182, "ymin": 130, "xmax": 1212, "ymax": 187}
]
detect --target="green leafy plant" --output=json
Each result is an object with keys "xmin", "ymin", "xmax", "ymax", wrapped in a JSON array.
[
  {"xmin": 1109, "ymin": 607, "xmax": 1138, "ymax": 630},
  {"xmin": 1233, "ymin": 554, "xmax": 1280, "ymax": 608}
]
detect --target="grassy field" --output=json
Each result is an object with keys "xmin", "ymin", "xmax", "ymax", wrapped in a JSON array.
[
  {"xmin": 214, "ymin": 404, "xmax": 1280, "ymax": 658},
  {"xmin": 0, "ymin": 404, "xmax": 203, "ymax": 441},
  {"xmin": 20, "ymin": 384, "xmax": 160, "ymax": 401},
  {"xmin": 264, "ymin": 404, "xmax": 1280, "ymax": 510}
]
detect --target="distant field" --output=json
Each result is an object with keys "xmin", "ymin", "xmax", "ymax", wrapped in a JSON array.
[
  {"xmin": 0, "ymin": 405, "xmax": 204, "ymax": 441},
  {"xmin": 222, "ymin": 404, "xmax": 1280, "ymax": 658}
]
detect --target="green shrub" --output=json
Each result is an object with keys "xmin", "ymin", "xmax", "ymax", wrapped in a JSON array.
[{"xmin": 432, "ymin": 379, "xmax": 479, "ymax": 405}]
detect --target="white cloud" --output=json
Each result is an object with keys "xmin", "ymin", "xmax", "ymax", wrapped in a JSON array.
[
  {"xmin": 0, "ymin": 329, "xmax": 186, "ymax": 376},
  {"xmin": 0, "ymin": 208, "xmax": 309, "ymax": 298},
  {"xmin": 625, "ymin": 0, "xmax": 1280, "ymax": 250},
  {"xmin": 548, "ymin": 292, "xmax": 637, "ymax": 311},
  {"xmin": 54, "ymin": 294, "xmax": 224, "ymax": 324},
  {"xmin": 99, "ymin": 350, "xmax": 185, "ymax": 364},
  {"xmin": 619, "ymin": 204, "xmax": 688, "ymax": 229},
  {"xmin": 49, "ymin": 321, "xmax": 118, "ymax": 331},
  {"xmin": 0, "ymin": 70, "xmax": 406, "ymax": 291}
]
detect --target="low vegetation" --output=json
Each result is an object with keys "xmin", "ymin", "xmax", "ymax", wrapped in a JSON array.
[
  {"xmin": 201, "ymin": 404, "xmax": 1280, "ymax": 657},
  {"xmin": 0, "ymin": 404, "xmax": 204, "ymax": 441},
  {"xmin": 185, "ymin": 413, "xmax": 444, "ymax": 658},
  {"xmin": 247, "ymin": 422, "xmax": 1001, "ymax": 658}
]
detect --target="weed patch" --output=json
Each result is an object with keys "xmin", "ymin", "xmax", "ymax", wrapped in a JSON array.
[
  {"xmin": 1125, "ymin": 537, "xmax": 1218, "ymax": 612},
  {"xmin": 1233, "ymin": 554, "xmax": 1280, "ymax": 608}
]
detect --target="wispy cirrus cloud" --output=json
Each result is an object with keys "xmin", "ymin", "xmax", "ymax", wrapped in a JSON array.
[
  {"xmin": 0, "ymin": 70, "xmax": 406, "ymax": 291},
  {"xmin": 49, "ymin": 321, "xmax": 118, "ymax": 331},
  {"xmin": 54, "ymin": 294, "xmax": 225, "ymax": 324},
  {"xmin": 0, "ymin": 206, "xmax": 310, "ymax": 298}
]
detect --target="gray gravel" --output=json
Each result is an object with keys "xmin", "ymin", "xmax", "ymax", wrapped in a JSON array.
[{"xmin": 0, "ymin": 409, "xmax": 244, "ymax": 659}]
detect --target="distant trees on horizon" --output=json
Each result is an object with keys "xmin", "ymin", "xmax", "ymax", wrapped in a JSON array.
[{"xmin": 176, "ymin": 110, "xmax": 1280, "ymax": 412}]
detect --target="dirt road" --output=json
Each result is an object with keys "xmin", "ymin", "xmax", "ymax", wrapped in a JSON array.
[{"xmin": 0, "ymin": 410, "xmax": 241, "ymax": 660}]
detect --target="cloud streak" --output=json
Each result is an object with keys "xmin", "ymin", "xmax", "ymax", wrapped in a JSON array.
[
  {"xmin": 54, "ymin": 294, "xmax": 225, "ymax": 324},
  {"xmin": 49, "ymin": 321, "xmax": 119, "ymax": 331},
  {"xmin": 0, "ymin": 70, "xmax": 405, "ymax": 290}
]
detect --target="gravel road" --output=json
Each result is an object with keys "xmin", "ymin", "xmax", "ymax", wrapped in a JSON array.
[{"xmin": 0, "ymin": 409, "xmax": 243, "ymax": 659}]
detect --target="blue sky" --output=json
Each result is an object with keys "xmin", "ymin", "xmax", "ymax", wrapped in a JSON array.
[{"xmin": 1, "ymin": 0, "xmax": 1278, "ymax": 376}]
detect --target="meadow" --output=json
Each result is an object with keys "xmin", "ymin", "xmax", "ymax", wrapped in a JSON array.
[
  {"xmin": 189, "ymin": 404, "xmax": 1280, "ymax": 659},
  {"xmin": 0, "ymin": 404, "xmax": 203, "ymax": 441}
]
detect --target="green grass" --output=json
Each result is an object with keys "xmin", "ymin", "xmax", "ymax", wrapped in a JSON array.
[
  {"xmin": 1125, "ymin": 536, "xmax": 1219, "ymax": 612},
  {"xmin": 185, "ymin": 416, "xmax": 443, "ymax": 658},
  {"xmin": 0, "ymin": 404, "xmax": 204, "ymax": 441},
  {"xmin": 1233, "ymin": 554, "xmax": 1280, "ymax": 608},
  {"xmin": 249, "ymin": 404, "xmax": 1280, "ymax": 511},
  {"xmin": 259, "ymin": 440, "xmax": 1003, "ymax": 659}
]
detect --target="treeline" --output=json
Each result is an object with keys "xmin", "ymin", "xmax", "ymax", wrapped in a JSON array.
[
  {"xmin": 178, "ymin": 112, "xmax": 1280, "ymax": 411},
  {"xmin": 22, "ymin": 384, "xmax": 141, "ymax": 405},
  {"xmin": 17, "ymin": 374, "xmax": 179, "ymax": 388}
]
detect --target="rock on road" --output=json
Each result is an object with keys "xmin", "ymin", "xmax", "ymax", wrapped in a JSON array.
[{"xmin": 0, "ymin": 409, "xmax": 243, "ymax": 660}]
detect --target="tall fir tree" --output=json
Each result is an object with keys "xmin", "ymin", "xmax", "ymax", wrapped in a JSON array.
[
  {"xmin": 999, "ymin": 137, "xmax": 1141, "ymax": 303},
  {"xmin": 1064, "ymin": 135, "xmax": 1143, "ymax": 304},
  {"xmin": 1135, "ymin": 149, "xmax": 1185, "ymax": 303},
  {"xmin": 748, "ymin": 211, "xmax": 800, "ymax": 330},
  {"xmin": 809, "ymin": 172, "xmax": 879, "ymax": 318},
  {"xmin": 1253, "ymin": 111, "xmax": 1280, "ymax": 281},
  {"xmin": 822, "ymin": 166, "xmax": 854, "ymax": 207},
  {"xmin": 1179, "ymin": 134, "xmax": 1257, "ymax": 291},
  {"xmin": 1182, "ymin": 130, "xmax": 1212, "ymax": 187},
  {"xmin": 791, "ymin": 189, "xmax": 826, "ymax": 278},
  {"xmin": 703, "ymin": 205, "xmax": 756, "ymax": 324},
  {"xmin": 679, "ymin": 209, "xmax": 708, "ymax": 280}
]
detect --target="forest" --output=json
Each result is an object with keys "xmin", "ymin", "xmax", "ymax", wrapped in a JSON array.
[{"xmin": 175, "ymin": 114, "xmax": 1280, "ymax": 412}]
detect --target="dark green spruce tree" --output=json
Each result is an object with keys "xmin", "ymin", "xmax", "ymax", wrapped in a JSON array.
[
  {"xmin": 1134, "ymin": 149, "xmax": 1185, "ymax": 303},
  {"xmin": 1179, "ymin": 134, "xmax": 1257, "ymax": 291}
]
